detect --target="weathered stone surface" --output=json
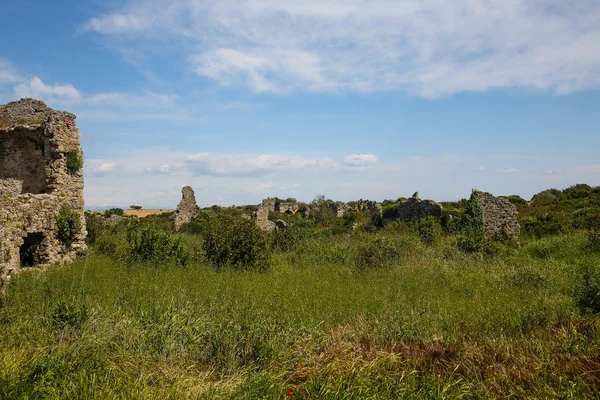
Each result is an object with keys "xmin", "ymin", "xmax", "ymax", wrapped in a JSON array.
[
  {"xmin": 256, "ymin": 198, "xmax": 276, "ymax": 231},
  {"xmin": 392, "ymin": 192, "xmax": 442, "ymax": 222},
  {"xmin": 173, "ymin": 186, "xmax": 198, "ymax": 231},
  {"xmin": 104, "ymin": 214, "xmax": 126, "ymax": 226},
  {"xmin": 1, "ymin": 99, "xmax": 87, "ymax": 288},
  {"xmin": 478, "ymin": 191, "xmax": 520, "ymax": 241},
  {"xmin": 278, "ymin": 202, "xmax": 300, "ymax": 214},
  {"xmin": 329, "ymin": 201, "xmax": 352, "ymax": 217},
  {"xmin": 354, "ymin": 199, "xmax": 383, "ymax": 216}
]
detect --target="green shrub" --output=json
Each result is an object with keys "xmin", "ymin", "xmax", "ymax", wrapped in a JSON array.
[
  {"xmin": 355, "ymin": 235, "xmax": 402, "ymax": 270},
  {"xmin": 415, "ymin": 216, "xmax": 441, "ymax": 245},
  {"xmin": 522, "ymin": 214, "xmax": 566, "ymax": 238},
  {"xmin": 531, "ymin": 188, "xmax": 561, "ymax": 203},
  {"xmin": 178, "ymin": 221, "xmax": 205, "ymax": 235},
  {"xmin": 65, "ymin": 151, "xmax": 83, "ymax": 174},
  {"xmin": 125, "ymin": 222, "xmax": 189, "ymax": 266},
  {"xmin": 56, "ymin": 206, "xmax": 82, "ymax": 247},
  {"xmin": 268, "ymin": 225, "xmax": 306, "ymax": 252},
  {"xmin": 84, "ymin": 212, "xmax": 102, "ymax": 244},
  {"xmin": 563, "ymin": 184, "xmax": 593, "ymax": 200},
  {"xmin": 574, "ymin": 266, "xmax": 600, "ymax": 314},
  {"xmin": 504, "ymin": 195, "xmax": 527, "ymax": 205},
  {"xmin": 51, "ymin": 300, "xmax": 87, "ymax": 329},
  {"xmin": 589, "ymin": 228, "xmax": 600, "ymax": 251},
  {"xmin": 202, "ymin": 216, "xmax": 271, "ymax": 272},
  {"xmin": 103, "ymin": 208, "xmax": 124, "ymax": 217}
]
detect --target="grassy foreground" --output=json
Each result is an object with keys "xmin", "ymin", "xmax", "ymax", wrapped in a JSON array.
[{"xmin": 1, "ymin": 230, "xmax": 599, "ymax": 399}]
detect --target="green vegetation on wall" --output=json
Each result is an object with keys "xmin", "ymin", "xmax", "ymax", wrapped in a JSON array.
[{"xmin": 56, "ymin": 206, "xmax": 82, "ymax": 247}]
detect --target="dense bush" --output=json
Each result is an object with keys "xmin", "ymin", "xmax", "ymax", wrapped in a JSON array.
[
  {"xmin": 84, "ymin": 212, "xmax": 103, "ymax": 244},
  {"xmin": 575, "ymin": 265, "xmax": 600, "ymax": 314},
  {"xmin": 521, "ymin": 214, "xmax": 566, "ymax": 238},
  {"xmin": 268, "ymin": 225, "xmax": 306, "ymax": 252},
  {"xmin": 563, "ymin": 184, "xmax": 593, "ymax": 200},
  {"xmin": 125, "ymin": 222, "xmax": 189, "ymax": 265},
  {"xmin": 103, "ymin": 208, "xmax": 124, "ymax": 217},
  {"xmin": 355, "ymin": 235, "xmax": 402, "ymax": 270},
  {"xmin": 203, "ymin": 216, "xmax": 271, "ymax": 272},
  {"xmin": 505, "ymin": 195, "xmax": 527, "ymax": 205},
  {"xmin": 531, "ymin": 188, "xmax": 562, "ymax": 203},
  {"xmin": 590, "ymin": 228, "xmax": 600, "ymax": 251},
  {"xmin": 415, "ymin": 216, "xmax": 441, "ymax": 245},
  {"xmin": 56, "ymin": 206, "xmax": 82, "ymax": 247}
]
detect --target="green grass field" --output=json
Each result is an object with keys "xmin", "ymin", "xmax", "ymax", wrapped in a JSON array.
[{"xmin": 1, "ymin": 225, "xmax": 599, "ymax": 399}]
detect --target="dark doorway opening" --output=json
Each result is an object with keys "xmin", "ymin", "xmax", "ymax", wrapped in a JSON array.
[{"xmin": 20, "ymin": 232, "xmax": 44, "ymax": 267}]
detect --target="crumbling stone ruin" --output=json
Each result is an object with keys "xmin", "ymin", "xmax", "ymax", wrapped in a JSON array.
[
  {"xmin": 476, "ymin": 191, "xmax": 520, "ymax": 241},
  {"xmin": 256, "ymin": 198, "xmax": 276, "ymax": 231},
  {"xmin": 354, "ymin": 199, "xmax": 383, "ymax": 216},
  {"xmin": 279, "ymin": 202, "xmax": 300, "ymax": 214},
  {"xmin": 392, "ymin": 192, "xmax": 443, "ymax": 222},
  {"xmin": 173, "ymin": 186, "xmax": 198, "ymax": 231},
  {"xmin": 329, "ymin": 201, "xmax": 352, "ymax": 217},
  {"xmin": 1, "ymin": 99, "xmax": 87, "ymax": 286}
]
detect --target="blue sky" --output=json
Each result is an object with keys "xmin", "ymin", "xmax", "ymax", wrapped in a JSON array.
[{"xmin": 1, "ymin": 0, "xmax": 599, "ymax": 208}]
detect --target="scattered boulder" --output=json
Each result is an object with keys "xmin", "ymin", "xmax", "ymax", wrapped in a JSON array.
[{"xmin": 173, "ymin": 186, "xmax": 198, "ymax": 231}]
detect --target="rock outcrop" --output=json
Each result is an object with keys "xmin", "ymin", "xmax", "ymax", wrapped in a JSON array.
[
  {"xmin": 173, "ymin": 186, "xmax": 198, "ymax": 231},
  {"xmin": 392, "ymin": 192, "xmax": 442, "ymax": 222},
  {"xmin": 1, "ymin": 99, "xmax": 87, "ymax": 287}
]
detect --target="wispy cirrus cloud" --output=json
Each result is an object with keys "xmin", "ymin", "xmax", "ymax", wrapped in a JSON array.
[{"xmin": 83, "ymin": 0, "xmax": 600, "ymax": 97}]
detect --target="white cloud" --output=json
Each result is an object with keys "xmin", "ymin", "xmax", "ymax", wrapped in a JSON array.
[
  {"xmin": 187, "ymin": 152, "xmax": 337, "ymax": 176},
  {"xmin": 0, "ymin": 60, "xmax": 21, "ymax": 85},
  {"xmin": 92, "ymin": 162, "xmax": 117, "ymax": 176},
  {"xmin": 14, "ymin": 77, "xmax": 81, "ymax": 102},
  {"xmin": 344, "ymin": 154, "xmax": 379, "ymax": 167},
  {"xmin": 84, "ymin": 0, "xmax": 600, "ymax": 97},
  {"xmin": 83, "ymin": 147, "xmax": 600, "ymax": 207},
  {"xmin": 494, "ymin": 168, "xmax": 520, "ymax": 173}
]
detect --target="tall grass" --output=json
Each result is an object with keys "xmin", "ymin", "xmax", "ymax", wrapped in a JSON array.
[{"xmin": 1, "ymin": 227, "xmax": 599, "ymax": 398}]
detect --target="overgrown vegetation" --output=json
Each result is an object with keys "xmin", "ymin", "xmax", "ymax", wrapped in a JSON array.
[
  {"xmin": 202, "ymin": 215, "xmax": 271, "ymax": 272},
  {"xmin": 1, "ymin": 184, "xmax": 600, "ymax": 398},
  {"xmin": 65, "ymin": 151, "xmax": 83, "ymax": 174},
  {"xmin": 55, "ymin": 206, "xmax": 82, "ymax": 247}
]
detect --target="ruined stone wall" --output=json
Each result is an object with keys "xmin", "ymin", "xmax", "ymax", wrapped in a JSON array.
[
  {"xmin": 354, "ymin": 199, "xmax": 383, "ymax": 216},
  {"xmin": 392, "ymin": 192, "xmax": 442, "ymax": 222},
  {"xmin": 278, "ymin": 202, "xmax": 299, "ymax": 214},
  {"xmin": 478, "ymin": 191, "xmax": 520, "ymax": 241},
  {"xmin": 256, "ymin": 198, "xmax": 276, "ymax": 231},
  {"xmin": 0, "ymin": 99, "xmax": 86, "ymax": 286}
]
